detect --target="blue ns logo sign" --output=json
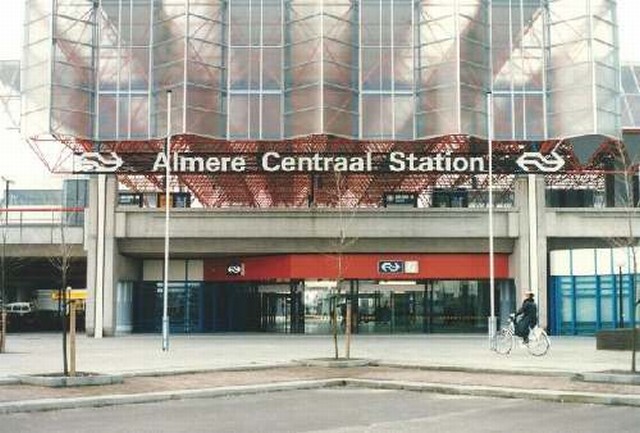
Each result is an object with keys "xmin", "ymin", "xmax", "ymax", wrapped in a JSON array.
[{"xmin": 378, "ymin": 261, "xmax": 404, "ymax": 274}]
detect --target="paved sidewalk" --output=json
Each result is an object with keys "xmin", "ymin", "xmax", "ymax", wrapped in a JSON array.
[
  {"xmin": 0, "ymin": 333, "xmax": 633, "ymax": 377},
  {"xmin": 1, "ymin": 333, "xmax": 639, "ymax": 413},
  {"xmin": 1, "ymin": 365, "xmax": 640, "ymax": 414}
]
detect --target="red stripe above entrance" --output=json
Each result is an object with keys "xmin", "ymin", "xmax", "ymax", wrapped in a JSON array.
[{"xmin": 203, "ymin": 254, "xmax": 509, "ymax": 281}]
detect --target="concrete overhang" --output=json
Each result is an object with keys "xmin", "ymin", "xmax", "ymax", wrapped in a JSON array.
[
  {"xmin": 115, "ymin": 208, "xmax": 520, "ymax": 240},
  {"xmin": 117, "ymin": 237, "xmax": 516, "ymax": 257},
  {"xmin": 545, "ymin": 208, "xmax": 640, "ymax": 238}
]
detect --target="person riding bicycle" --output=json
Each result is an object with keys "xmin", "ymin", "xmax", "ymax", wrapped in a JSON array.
[{"xmin": 515, "ymin": 290, "xmax": 538, "ymax": 344}]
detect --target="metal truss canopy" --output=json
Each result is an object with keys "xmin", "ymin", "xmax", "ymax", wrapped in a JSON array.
[{"xmin": 29, "ymin": 133, "xmax": 632, "ymax": 209}]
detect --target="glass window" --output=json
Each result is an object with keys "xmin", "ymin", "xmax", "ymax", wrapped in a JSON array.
[
  {"xmin": 263, "ymin": 48, "xmax": 282, "ymax": 89},
  {"xmin": 230, "ymin": 1, "xmax": 250, "ymax": 45},
  {"xmin": 263, "ymin": 0, "xmax": 282, "ymax": 45},
  {"xmin": 262, "ymin": 94, "xmax": 282, "ymax": 139},
  {"xmin": 395, "ymin": 95, "xmax": 414, "ymax": 139},
  {"xmin": 361, "ymin": 2, "xmax": 381, "ymax": 46},
  {"xmin": 229, "ymin": 94, "xmax": 249, "ymax": 138},
  {"xmin": 229, "ymin": 48, "xmax": 250, "ymax": 89}
]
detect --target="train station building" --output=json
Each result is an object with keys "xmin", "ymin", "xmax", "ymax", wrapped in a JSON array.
[{"xmin": 15, "ymin": 0, "xmax": 640, "ymax": 336}]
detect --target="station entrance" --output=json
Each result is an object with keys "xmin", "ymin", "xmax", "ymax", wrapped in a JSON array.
[{"xmin": 131, "ymin": 279, "xmax": 515, "ymax": 334}]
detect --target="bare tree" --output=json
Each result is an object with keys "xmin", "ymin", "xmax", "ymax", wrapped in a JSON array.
[
  {"xmin": 48, "ymin": 216, "xmax": 74, "ymax": 376},
  {"xmin": 325, "ymin": 172, "xmax": 359, "ymax": 360},
  {"xmin": 608, "ymin": 141, "xmax": 639, "ymax": 373},
  {"xmin": 0, "ymin": 209, "xmax": 8, "ymax": 353}
]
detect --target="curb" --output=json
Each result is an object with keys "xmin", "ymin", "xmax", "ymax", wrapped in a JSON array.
[
  {"xmin": 374, "ymin": 362, "xmax": 576, "ymax": 378},
  {"xmin": 294, "ymin": 358, "xmax": 374, "ymax": 368},
  {"xmin": 0, "ymin": 379, "xmax": 345, "ymax": 415},
  {"xmin": 0, "ymin": 363, "xmax": 294, "ymax": 383},
  {"xmin": 14, "ymin": 373, "xmax": 124, "ymax": 388},
  {"xmin": 1, "ymin": 377, "xmax": 639, "ymax": 415},
  {"xmin": 118, "ymin": 362, "xmax": 294, "ymax": 378},
  {"xmin": 344, "ymin": 379, "xmax": 640, "ymax": 407},
  {"xmin": 0, "ymin": 378, "xmax": 19, "ymax": 386},
  {"xmin": 575, "ymin": 372, "xmax": 640, "ymax": 385}
]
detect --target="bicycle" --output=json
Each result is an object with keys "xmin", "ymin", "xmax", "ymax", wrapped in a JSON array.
[{"xmin": 495, "ymin": 313, "xmax": 550, "ymax": 356}]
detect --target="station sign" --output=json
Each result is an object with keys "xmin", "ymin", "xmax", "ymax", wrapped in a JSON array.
[
  {"xmin": 73, "ymin": 150, "xmax": 567, "ymax": 175},
  {"xmin": 378, "ymin": 260, "xmax": 420, "ymax": 274},
  {"xmin": 73, "ymin": 151, "xmax": 565, "ymax": 174}
]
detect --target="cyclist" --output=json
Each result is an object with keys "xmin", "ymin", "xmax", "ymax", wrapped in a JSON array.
[{"xmin": 515, "ymin": 290, "xmax": 538, "ymax": 344}]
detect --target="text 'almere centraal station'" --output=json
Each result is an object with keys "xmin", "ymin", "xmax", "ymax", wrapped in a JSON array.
[{"xmin": 19, "ymin": 0, "xmax": 640, "ymax": 337}]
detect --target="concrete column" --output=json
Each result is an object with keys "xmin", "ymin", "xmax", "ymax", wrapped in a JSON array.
[
  {"xmin": 84, "ymin": 177, "xmax": 99, "ymax": 336},
  {"xmin": 85, "ymin": 176, "xmax": 140, "ymax": 337},
  {"xmin": 101, "ymin": 176, "xmax": 118, "ymax": 336},
  {"xmin": 509, "ymin": 175, "xmax": 548, "ymax": 328},
  {"xmin": 85, "ymin": 175, "xmax": 111, "ymax": 337},
  {"xmin": 535, "ymin": 175, "xmax": 548, "ymax": 328},
  {"xmin": 510, "ymin": 177, "xmax": 530, "ymax": 300}
]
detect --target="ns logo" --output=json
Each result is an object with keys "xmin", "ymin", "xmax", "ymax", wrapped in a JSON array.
[
  {"xmin": 378, "ymin": 260, "xmax": 404, "ymax": 274},
  {"xmin": 226, "ymin": 263, "xmax": 245, "ymax": 276}
]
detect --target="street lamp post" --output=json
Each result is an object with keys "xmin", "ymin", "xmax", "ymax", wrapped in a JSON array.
[
  {"xmin": 1, "ymin": 176, "xmax": 13, "ymax": 353},
  {"xmin": 487, "ymin": 92, "xmax": 497, "ymax": 350},
  {"xmin": 162, "ymin": 90, "xmax": 172, "ymax": 352}
]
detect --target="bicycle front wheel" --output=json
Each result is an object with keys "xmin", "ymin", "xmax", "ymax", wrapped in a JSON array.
[
  {"xmin": 495, "ymin": 328, "xmax": 513, "ymax": 355},
  {"xmin": 527, "ymin": 330, "xmax": 550, "ymax": 356}
]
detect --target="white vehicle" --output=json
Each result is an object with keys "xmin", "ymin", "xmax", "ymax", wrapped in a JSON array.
[{"xmin": 5, "ymin": 302, "xmax": 34, "ymax": 316}]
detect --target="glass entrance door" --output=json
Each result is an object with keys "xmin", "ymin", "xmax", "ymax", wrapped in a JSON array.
[
  {"xmin": 357, "ymin": 282, "xmax": 426, "ymax": 334},
  {"xmin": 425, "ymin": 280, "xmax": 506, "ymax": 333},
  {"xmin": 259, "ymin": 283, "xmax": 304, "ymax": 333}
]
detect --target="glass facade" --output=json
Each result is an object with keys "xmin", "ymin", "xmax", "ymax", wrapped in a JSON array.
[
  {"xmin": 550, "ymin": 274, "xmax": 637, "ymax": 335},
  {"xmin": 492, "ymin": 0, "xmax": 545, "ymax": 140},
  {"xmin": 132, "ymin": 279, "xmax": 515, "ymax": 334},
  {"xmin": 547, "ymin": 0, "xmax": 619, "ymax": 138},
  {"xmin": 22, "ymin": 0, "xmax": 621, "ymax": 142},
  {"xmin": 621, "ymin": 64, "xmax": 640, "ymax": 128}
]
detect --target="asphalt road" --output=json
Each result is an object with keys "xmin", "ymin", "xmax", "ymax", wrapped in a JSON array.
[{"xmin": 1, "ymin": 389, "xmax": 639, "ymax": 433}]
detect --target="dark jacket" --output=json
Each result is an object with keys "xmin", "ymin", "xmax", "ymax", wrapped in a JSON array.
[{"xmin": 516, "ymin": 297, "xmax": 538, "ymax": 337}]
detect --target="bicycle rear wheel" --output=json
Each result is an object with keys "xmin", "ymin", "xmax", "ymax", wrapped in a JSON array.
[
  {"xmin": 527, "ymin": 329, "xmax": 550, "ymax": 356},
  {"xmin": 495, "ymin": 328, "xmax": 513, "ymax": 355}
]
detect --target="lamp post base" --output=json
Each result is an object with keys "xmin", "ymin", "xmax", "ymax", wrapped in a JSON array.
[
  {"xmin": 488, "ymin": 315, "xmax": 498, "ymax": 351},
  {"xmin": 0, "ymin": 310, "xmax": 6, "ymax": 353},
  {"xmin": 162, "ymin": 316, "xmax": 169, "ymax": 352}
]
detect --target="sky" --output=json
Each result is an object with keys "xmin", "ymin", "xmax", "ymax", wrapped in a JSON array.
[{"xmin": 0, "ymin": 0, "xmax": 637, "ymax": 189}]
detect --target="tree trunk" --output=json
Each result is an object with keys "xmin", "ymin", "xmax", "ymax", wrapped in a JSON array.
[
  {"xmin": 345, "ymin": 303, "xmax": 351, "ymax": 359},
  {"xmin": 61, "ymin": 283, "xmax": 68, "ymax": 376},
  {"xmin": 69, "ymin": 301, "xmax": 76, "ymax": 376},
  {"xmin": 331, "ymin": 295, "xmax": 338, "ymax": 359},
  {"xmin": 632, "ymin": 326, "xmax": 637, "ymax": 373}
]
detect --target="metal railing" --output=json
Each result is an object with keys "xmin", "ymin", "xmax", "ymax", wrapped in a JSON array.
[
  {"xmin": 0, "ymin": 207, "xmax": 85, "ymax": 227},
  {"xmin": 0, "ymin": 207, "xmax": 86, "ymax": 245}
]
